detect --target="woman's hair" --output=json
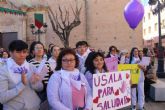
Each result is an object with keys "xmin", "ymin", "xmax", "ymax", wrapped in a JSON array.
[
  {"xmin": 129, "ymin": 47, "xmax": 139, "ymax": 64},
  {"xmin": 143, "ymin": 48, "xmax": 148, "ymax": 57},
  {"xmin": 48, "ymin": 43, "xmax": 55, "ymax": 50},
  {"xmin": 85, "ymin": 52, "xmax": 108, "ymax": 74},
  {"xmin": 55, "ymin": 48, "xmax": 79, "ymax": 70},
  {"xmin": 106, "ymin": 45, "xmax": 117, "ymax": 57}
]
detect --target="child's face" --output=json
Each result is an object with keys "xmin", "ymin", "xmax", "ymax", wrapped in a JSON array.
[
  {"xmin": 77, "ymin": 45, "xmax": 87, "ymax": 56},
  {"xmin": 93, "ymin": 56, "xmax": 104, "ymax": 70},
  {"xmin": 133, "ymin": 49, "xmax": 139, "ymax": 57},
  {"xmin": 10, "ymin": 49, "xmax": 28, "ymax": 65}
]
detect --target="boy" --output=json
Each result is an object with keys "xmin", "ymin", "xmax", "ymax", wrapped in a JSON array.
[
  {"xmin": 0, "ymin": 40, "xmax": 41, "ymax": 110},
  {"xmin": 76, "ymin": 41, "xmax": 90, "ymax": 74}
]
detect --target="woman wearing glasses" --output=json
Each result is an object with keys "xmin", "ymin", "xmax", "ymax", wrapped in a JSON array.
[
  {"xmin": 106, "ymin": 45, "xmax": 118, "ymax": 58},
  {"xmin": 106, "ymin": 45, "xmax": 120, "ymax": 64},
  {"xmin": 47, "ymin": 48, "xmax": 92, "ymax": 110},
  {"xmin": 28, "ymin": 41, "xmax": 53, "ymax": 107}
]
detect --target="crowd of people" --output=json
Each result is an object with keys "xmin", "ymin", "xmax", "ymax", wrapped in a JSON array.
[{"xmin": 0, "ymin": 40, "xmax": 156, "ymax": 110}]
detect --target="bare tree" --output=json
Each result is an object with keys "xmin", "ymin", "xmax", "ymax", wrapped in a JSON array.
[
  {"xmin": 149, "ymin": 0, "xmax": 165, "ymax": 14},
  {"xmin": 48, "ymin": 2, "xmax": 82, "ymax": 48}
]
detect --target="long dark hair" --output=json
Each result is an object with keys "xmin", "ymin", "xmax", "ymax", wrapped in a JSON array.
[
  {"xmin": 85, "ymin": 52, "xmax": 108, "ymax": 74},
  {"xmin": 106, "ymin": 45, "xmax": 117, "ymax": 58},
  {"xmin": 55, "ymin": 48, "xmax": 79, "ymax": 71},
  {"xmin": 129, "ymin": 47, "xmax": 139, "ymax": 64}
]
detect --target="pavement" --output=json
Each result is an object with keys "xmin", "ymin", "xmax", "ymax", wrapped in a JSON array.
[
  {"xmin": 121, "ymin": 98, "xmax": 165, "ymax": 110},
  {"xmin": 121, "ymin": 58, "xmax": 165, "ymax": 110}
]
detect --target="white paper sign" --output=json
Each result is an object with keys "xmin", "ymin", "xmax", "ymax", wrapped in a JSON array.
[
  {"xmin": 93, "ymin": 71, "xmax": 131, "ymax": 110},
  {"xmin": 139, "ymin": 57, "xmax": 151, "ymax": 66}
]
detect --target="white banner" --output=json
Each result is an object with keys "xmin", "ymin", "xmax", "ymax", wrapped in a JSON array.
[{"xmin": 93, "ymin": 71, "xmax": 131, "ymax": 110}]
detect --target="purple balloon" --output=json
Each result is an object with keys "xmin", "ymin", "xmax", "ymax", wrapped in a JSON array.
[{"xmin": 124, "ymin": 0, "xmax": 144, "ymax": 29}]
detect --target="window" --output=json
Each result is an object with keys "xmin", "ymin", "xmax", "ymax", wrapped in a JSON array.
[
  {"xmin": 148, "ymin": 26, "xmax": 151, "ymax": 33},
  {"xmin": 162, "ymin": 19, "xmax": 165, "ymax": 27},
  {"xmin": 148, "ymin": 13, "xmax": 151, "ymax": 20},
  {"xmin": 143, "ymin": 29, "xmax": 146, "ymax": 35},
  {"xmin": 143, "ymin": 17, "xmax": 145, "ymax": 22},
  {"xmin": 154, "ymin": 23, "xmax": 158, "ymax": 31}
]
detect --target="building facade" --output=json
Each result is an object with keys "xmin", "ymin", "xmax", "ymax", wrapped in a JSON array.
[
  {"xmin": 0, "ymin": 0, "xmax": 143, "ymax": 52},
  {"xmin": 143, "ymin": 4, "xmax": 165, "ymax": 48}
]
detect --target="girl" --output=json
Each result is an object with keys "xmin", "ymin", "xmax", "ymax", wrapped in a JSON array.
[
  {"xmin": 129, "ymin": 47, "xmax": 146, "ymax": 110},
  {"xmin": 106, "ymin": 45, "xmax": 120, "ymax": 64},
  {"xmin": 85, "ymin": 52, "xmax": 108, "ymax": 89},
  {"xmin": 106, "ymin": 45, "xmax": 118, "ymax": 58},
  {"xmin": 29, "ymin": 41, "xmax": 53, "ymax": 103},
  {"xmin": 48, "ymin": 45, "xmax": 60, "ymax": 72}
]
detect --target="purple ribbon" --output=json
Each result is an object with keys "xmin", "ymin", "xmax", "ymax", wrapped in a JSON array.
[
  {"xmin": 13, "ymin": 67, "xmax": 28, "ymax": 74},
  {"xmin": 1, "ymin": 59, "xmax": 7, "ymax": 63},
  {"xmin": 71, "ymin": 74, "xmax": 81, "ymax": 81}
]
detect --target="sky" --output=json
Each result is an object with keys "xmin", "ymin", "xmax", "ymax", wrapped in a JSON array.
[{"xmin": 141, "ymin": 0, "xmax": 149, "ymax": 6}]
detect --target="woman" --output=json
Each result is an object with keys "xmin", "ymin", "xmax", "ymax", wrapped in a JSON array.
[
  {"xmin": 106, "ymin": 45, "xmax": 118, "ymax": 58},
  {"xmin": 47, "ymin": 48, "xmax": 92, "ymax": 110},
  {"xmin": 29, "ymin": 41, "xmax": 53, "ymax": 103},
  {"xmin": 106, "ymin": 45, "xmax": 120, "ymax": 64},
  {"xmin": 47, "ymin": 43, "xmax": 55, "ymax": 59},
  {"xmin": 26, "ymin": 41, "xmax": 37, "ymax": 61},
  {"xmin": 143, "ymin": 48, "xmax": 157, "ymax": 102},
  {"xmin": 48, "ymin": 45, "xmax": 60, "ymax": 72},
  {"xmin": 129, "ymin": 47, "xmax": 146, "ymax": 110},
  {"xmin": 85, "ymin": 52, "xmax": 108, "ymax": 89},
  {"xmin": 0, "ymin": 50, "xmax": 9, "ymax": 66}
]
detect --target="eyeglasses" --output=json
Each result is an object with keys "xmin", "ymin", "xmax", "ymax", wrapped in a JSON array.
[
  {"xmin": 35, "ymin": 47, "xmax": 43, "ymax": 50},
  {"xmin": 62, "ymin": 59, "xmax": 75, "ymax": 63},
  {"xmin": 111, "ymin": 48, "xmax": 116, "ymax": 51}
]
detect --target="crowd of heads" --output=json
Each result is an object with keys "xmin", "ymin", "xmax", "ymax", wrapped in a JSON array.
[
  {"xmin": 0, "ymin": 40, "xmax": 156, "ymax": 71},
  {"xmin": 0, "ymin": 39, "xmax": 157, "ymax": 110}
]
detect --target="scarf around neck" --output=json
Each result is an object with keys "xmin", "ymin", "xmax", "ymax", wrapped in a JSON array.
[
  {"xmin": 7, "ymin": 57, "xmax": 29, "ymax": 74},
  {"xmin": 60, "ymin": 69, "xmax": 85, "ymax": 90}
]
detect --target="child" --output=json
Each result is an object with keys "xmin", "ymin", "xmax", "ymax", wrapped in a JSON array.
[
  {"xmin": 129, "ymin": 47, "xmax": 146, "ymax": 110},
  {"xmin": 85, "ymin": 52, "xmax": 108, "ymax": 90}
]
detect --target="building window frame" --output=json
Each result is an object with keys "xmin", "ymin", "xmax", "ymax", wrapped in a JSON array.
[
  {"xmin": 154, "ymin": 23, "xmax": 158, "ymax": 31},
  {"xmin": 148, "ymin": 13, "xmax": 151, "ymax": 20}
]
